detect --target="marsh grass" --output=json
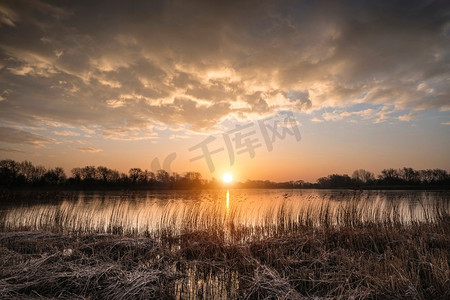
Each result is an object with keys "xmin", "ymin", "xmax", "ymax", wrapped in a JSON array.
[
  {"xmin": 0, "ymin": 191, "xmax": 449, "ymax": 299},
  {"xmin": 1, "ymin": 216, "xmax": 449, "ymax": 299},
  {"xmin": 1, "ymin": 191, "xmax": 448, "ymax": 240}
]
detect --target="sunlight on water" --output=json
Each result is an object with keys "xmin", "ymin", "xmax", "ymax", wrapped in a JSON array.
[
  {"xmin": 226, "ymin": 189, "xmax": 230, "ymax": 218},
  {"xmin": 1, "ymin": 189, "xmax": 449, "ymax": 238}
]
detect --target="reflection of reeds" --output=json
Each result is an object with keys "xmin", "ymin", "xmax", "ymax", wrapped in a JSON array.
[
  {"xmin": 1, "ymin": 191, "xmax": 449, "ymax": 242},
  {"xmin": 0, "ymin": 191, "xmax": 449, "ymax": 298}
]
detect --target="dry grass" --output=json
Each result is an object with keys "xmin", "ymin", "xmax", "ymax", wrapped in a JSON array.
[
  {"xmin": 1, "ymin": 191, "xmax": 449, "ymax": 299},
  {"xmin": 0, "ymin": 214, "xmax": 449, "ymax": 299},
  {"xmin": 2, "ymin": 192, "xmax": 449, "ymax": 240}
]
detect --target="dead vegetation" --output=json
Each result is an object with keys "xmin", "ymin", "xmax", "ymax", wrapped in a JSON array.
[{"xmin": 1, "ymin": 213, "xmax": 449, "ymax": 299}]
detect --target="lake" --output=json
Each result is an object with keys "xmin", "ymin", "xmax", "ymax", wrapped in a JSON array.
[{"xmin": 1, "ymin": 189, "xmax": 449, "ymax": 239}]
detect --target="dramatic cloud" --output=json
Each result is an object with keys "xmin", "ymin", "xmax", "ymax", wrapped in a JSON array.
[
  {"xmin": 0, "ymin": 126, "xmax": 52, "ymax": 147},
  {"xmin": 0, "ymin": 0, "xmax": 449, "ymax": 142},
  {"xmin": 0, "ymin": 3, "xmax": 18, "ymax": 27},
  {"xmin": 77, "ymin": 147, "xmax": 103, "ymax": 153},
  {"xmin": 53, "ymin": 130, "xmax": 80, "ymax": 136}
]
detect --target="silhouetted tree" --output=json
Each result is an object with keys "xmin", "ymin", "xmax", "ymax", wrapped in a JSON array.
[
  {"xmin": 379, "ymin": 168, "xmax": 401, "ymax": 185},
  {"xmin": 183, "ymin": 172, "xmax": 202, "ymax": 187},
  {"xmin": 80, "ymin": 166, "xmax": 97, "ymax": 182},
  {"xmin": 129, "ymin": 168, "xmax": 143, "ymax": 184},
  {"xmin": 399, "ymin": 167, "xmax": 420, "ymax": 184},
  {"xmin": 352, "ymin": 169, "xmax": 375, "ymax": 185},
  {"xmin": 156, "ymin": 170, "xmax": 170, "ymax": 184},
  {"xmin": 317, "ymin": 174, "xmax": 352, "ymax": 188},
  {"xmin": 71, "ymin": 167, "xmax": 82, "ymax": 183},
  {"xmin": 18, "ymin": 160, "xmax": 35, "ymax": 183},
  {"xmin": 432, "ymin": 169, "xmax": 448, "ymax": 183},
  {"xmin": 1, "ymin": 159, "xmax": 449, "ymax": 190},
  {"xmin": 0, "ymin": 159, "xmax": 19, "ymax": 186},
  {"xmin": 97, "ymin": 166, "xmax": 110, "ymax": 183},
  {"xmin": 43, "ymin": 167, "xmax": 66, "ymax": 185}
]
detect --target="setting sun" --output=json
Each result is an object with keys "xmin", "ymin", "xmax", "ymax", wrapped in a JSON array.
[
  {"xmin": 0, "ymin": 1, "xmax": 449, "ymax": 298},
  {"xmin": 222, "ymin": 173, "xmax": 233, "ymax": 183}
]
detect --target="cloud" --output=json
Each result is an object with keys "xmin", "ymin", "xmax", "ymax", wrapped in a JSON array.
[
  {"xmin": 441, "ymin": 121, "xmax": 450, "ymax": 125},
  {"xmin": 0, "ymin": 126, "xmax": 52, "ymax": 147},
  {"xmin": 105, "ymin": 99, "xmax": 125, "ymax": 108},
  {"xmin": 0, "ymin": 0, "xmax": 448, "ymax": 135},
  {"xmin": 398, "ymin": 113, "xmax": 417, "ymax": 122},
  {"xmin": 99, "ymin": 127, "xmax": 156, "ymax": 141},
  {"xmin": 53, "ymin": 130, "xmax": 80, "ymax": 136},
  {"xmin": 322, "ymin": 108, "xmax": 377, "ymax": 122},
  {"xmin": 0, "ymin": 4, "xmax": 18, "ymax": 27},
  {"xmin": 77, "ymin": 147, "xmax": 103, "ymax": 153},
  {"xmin": 0, "ymin": 147, "xmax": 29, "ymax": 154}
]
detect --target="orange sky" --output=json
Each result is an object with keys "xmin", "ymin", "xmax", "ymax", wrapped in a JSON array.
[{"xmin": 0, "ymin": 0, "xmax": 449, "ymax": 182}]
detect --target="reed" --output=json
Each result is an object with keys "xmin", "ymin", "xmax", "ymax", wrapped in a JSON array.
[
  {"xmin": 2, "ymin": 193, "xmax": 449, "ymax": 241},
  {"xmin": 0, "ymin": 214, "xmax": 449, "ymax": 299},
  {"xmin": 0, "ymin": 191, "xmax": 449, "ymax": 299}
]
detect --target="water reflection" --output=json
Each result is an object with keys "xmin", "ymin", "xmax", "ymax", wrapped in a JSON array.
[
  {"xmin": 1, "ymin": 189, "xmax": 449, "ymax": 238},
  {"xmin": 226, "ymin": 189, "xmax": 230, "ymax": 218}
]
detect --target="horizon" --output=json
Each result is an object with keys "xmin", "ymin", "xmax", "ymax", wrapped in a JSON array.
[
  {"xmin": 2, "ymin": 158, "xmax": 449, "ymax": 185},
  {"xmin": 1, "ymin": 2, "xmax": 450, "ymax": 298},
  {"xmin": 1, "ymin": 0, "xmax": 449, "ymax": 183}
]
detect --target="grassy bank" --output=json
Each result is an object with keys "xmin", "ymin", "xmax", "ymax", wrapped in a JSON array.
[{"xmin": 1, "ymin": 216, "xmax": 449, "ymax": 299}]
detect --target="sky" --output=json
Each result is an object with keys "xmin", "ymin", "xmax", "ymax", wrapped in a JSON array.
[{"xmin": 0, "ymin": 0, "xmax": 449, "ymax": 182}]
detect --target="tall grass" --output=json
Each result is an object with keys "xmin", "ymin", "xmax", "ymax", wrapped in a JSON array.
[
  {"xmin": 1, "ymin": 214, "xmax": 449, "ymax": 299},
  {"xmin": 0, "ymin": 190, "xmax": 449, "ymax": 299},
  {"xmin": 1, "ymin": 190, "xmax": 448, "ymax": 242}
]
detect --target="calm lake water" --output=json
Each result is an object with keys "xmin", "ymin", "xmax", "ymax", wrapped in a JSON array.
[{"xmin": 1, "ymin": 189, "xmax": 449, "ymax": 236}]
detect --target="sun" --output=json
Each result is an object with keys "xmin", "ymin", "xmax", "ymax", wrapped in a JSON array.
[{"xmin": 222, "ymin": 173, "xmax": 233, "ymax": 184}]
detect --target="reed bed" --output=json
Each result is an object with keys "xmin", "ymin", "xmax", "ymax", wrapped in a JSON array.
[
  {"xmin": 0, "ymin": 191, "xmax": 449, "ymax": 299},
  {"xmin": 1, "ymin": 216, "xmax": 449, "ymax": 299},
  {"xmin": 1, "ymin": 191, "xmax": 448, "ymax": 240}
]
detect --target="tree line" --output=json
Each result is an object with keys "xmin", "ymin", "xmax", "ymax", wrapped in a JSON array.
[
  {"xmin": 0, "ymin": 159, "xmax": 207, "ymax": 189},
  {"xmin": 0, "ymin": 159, "xmax": 449, "ymax": 189},
  {"xmin": 314, "ymin": 168, "xmax": 449, "ymax": 188}
]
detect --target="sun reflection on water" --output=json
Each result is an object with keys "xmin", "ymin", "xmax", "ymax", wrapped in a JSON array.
[
  {"xmin": 226, "ymin": 189, "xmax": 230, "ymax": 218},
  {"xmin": 1, "ymin": 190, "xmax": 448, "ymax": 236}
]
